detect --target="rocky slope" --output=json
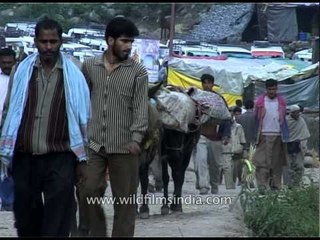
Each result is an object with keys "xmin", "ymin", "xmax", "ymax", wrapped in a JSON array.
[{"xmin": 0, "ymin": 3, "xmax": 213, "ymax": 39}]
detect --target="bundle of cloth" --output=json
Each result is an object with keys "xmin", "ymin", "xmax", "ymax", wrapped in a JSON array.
[
  {"xmin": 155, "ymin": 87, "xmax": 197, "ymax": 133},
  {"xmin": 187, "ymin": 87, "xmax": 231, "ymax": 126}
]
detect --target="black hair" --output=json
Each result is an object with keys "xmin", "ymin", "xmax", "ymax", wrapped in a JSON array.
[
  {"xmin": 0, "ymin": 48, "xmax": 16, "ymax": 60},
  {"xmin": 35, "ymin": 17, "xmax": 63, "ymax": 40},
  {"xmin": 265, "ymin": 79, "xmax": 278, "ymax": 88},
  {"xmin": 244, "ymin": 99, "xmax": 254, "ymax": 109},
  {"xmin": 233, "ymin": 106, "xmax": 242, "ymax": 114},
  {"xmin": 105, "ymin": 17, "xmax": 139, "ymax": 42},
  {"xmin": 200, "ymin": 74, "xmax": 214, "ymax": 84},
  {"xmin": 235, "ymin": 99, "xmax": 243, "ymax": 107},
  {"xmin": 298, "ymin": 104, "xmax": 304, "ymax": 112}
]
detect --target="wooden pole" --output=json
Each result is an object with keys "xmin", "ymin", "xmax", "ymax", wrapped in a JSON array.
[
  {"xmin": 169, "ymin": 3, "xmax": 176, "ymax": 56},
  {"xmin": 312, "ymin": 36, "xmax": 319, "ymax": 64}
]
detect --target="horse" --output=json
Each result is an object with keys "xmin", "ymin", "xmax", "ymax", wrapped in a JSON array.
[
  {"xmin": 160, "ymin": 124, "xmax": 200, "ymax": 215},
  {"xmin": 138, "ymin": 85, "xmax": 201, "ymax": 218}
]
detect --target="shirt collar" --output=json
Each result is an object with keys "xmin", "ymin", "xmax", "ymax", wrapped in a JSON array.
[
  {"xmin": 34, "ymin": 55, "xmax": 63, "ymax": 69},
  {"xmin": 94, "ymin": 51, "xmax": 133, "ymax": 67}
]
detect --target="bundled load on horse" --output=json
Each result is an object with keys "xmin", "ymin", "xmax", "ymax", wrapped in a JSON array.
[
  {"xmin": 187, "ymin": 87, "xmax": 231, "ymax": 126},
  {"xmin": 153, "ymin": 86, "xmax": 197, "ymax": 133}
]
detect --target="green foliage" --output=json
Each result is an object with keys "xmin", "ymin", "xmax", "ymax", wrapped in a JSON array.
[{"xmin": 243, "ymin": 186, "xmax": 319, "ymax": 237}]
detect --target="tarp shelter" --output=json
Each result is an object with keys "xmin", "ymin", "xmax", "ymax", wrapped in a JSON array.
[
  {"xmin": 255, "ymin": 75, "xmax": 319, "ymax": 109},
  {"xmin": 167, "ymin": 55, "xmax": 318, "ymax": 106},
  {"xmin": 266, "ymin": 3, "xmax": 319, "ymax": 42}
]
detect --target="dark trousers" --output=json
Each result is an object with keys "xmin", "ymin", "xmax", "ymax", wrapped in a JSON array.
[
  {"xmin": 79, "ymin": 147, "xmax": 139, "ymax": 237},
  {"xmin": 233, "ymin": 154, "xmax": 243, "ymax": 184},
  {"xmin": 12, "ymin": 151, "xmax": 76, "ymax": 237}
]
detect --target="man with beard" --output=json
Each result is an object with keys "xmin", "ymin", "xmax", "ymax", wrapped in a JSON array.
[
  {"xmin": 253, "ymin": 79, "xmax": 289, "ymax": 194},
  {"xmin": 79, "ymin": 17, "xmax": 148, "ymax": 237},
  {"xmin": 0, "ymin": 18, "xmax": 90, "ymax": 236}
]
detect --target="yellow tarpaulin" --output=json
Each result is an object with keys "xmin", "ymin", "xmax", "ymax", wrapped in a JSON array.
[{"xmin": 167, "ymin": 67, "xmax": 242, "ymax": 107}]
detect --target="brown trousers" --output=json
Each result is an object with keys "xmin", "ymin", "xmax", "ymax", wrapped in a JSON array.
[
  {"xmin": 253, "ymin": 135, "xmax": 287, "ymax": 190},
  {"xmin": 79, "ymin": 147, "xmax": 139, "ymax": 237}
]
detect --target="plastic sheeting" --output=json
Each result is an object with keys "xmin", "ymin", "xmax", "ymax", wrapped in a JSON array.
[
  {"xmin": 167, "ymin": 67, "xmax": 242, "ymax": 107},
  {"xmin": 254, "ymin": 76, "xmax": 319, "ymax": 108},
  {"xmin": 168, "ymin": 57, "xmax": 317, "ymax": 95},
  {"xmin": 267, "ymin": 6, "xmax": 298, "ymax": 42}
]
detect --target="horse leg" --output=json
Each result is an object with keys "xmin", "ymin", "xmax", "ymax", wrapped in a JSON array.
[
  {"xmin": 160, "ymin": 155, "xmax": 170, "ymax": 215},
  {"xmin": 169, "ymin": 151, "xmax": 184, "ymax": 212},
  {"xmin": 139, "ymin": 161, "xmax": 151, "ymax": 219},
  {"xmin": 170, "ymin": 132, "xmax": 199, "ymax": 212}
]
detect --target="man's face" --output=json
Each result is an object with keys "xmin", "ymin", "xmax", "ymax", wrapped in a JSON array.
[
  {"xmin": 202, "ymin": 79, "xmax": 214, "ymax": 92},
  {"xmin": 109, "ymin": 36, "xmax": 134, "ymax": 61},
  {"xmin": 234, "ymin": 111, "xmax": 241, "ymax": 122},
  {"xmin": 290, "ymin": 110, "xmax": 300, "ymax": 120},
  {"xmin": 0, "ymin": 55, "xmax": 15, "ymax": 76},
  {"xmin": 266, "ymin": 85, "xmax": 277, "ymax": 99},
  {"xmin": 34, "ymin": 28, "xmax": 62, "ymax": 63}
]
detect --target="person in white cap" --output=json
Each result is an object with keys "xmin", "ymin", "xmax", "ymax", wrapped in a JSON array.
[{"xmin": 284, "ymin": 104, "xmax": 310, "ymax": 188}]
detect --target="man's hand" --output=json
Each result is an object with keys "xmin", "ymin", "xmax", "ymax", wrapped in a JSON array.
[
  {"xmin": 76, "ymin": 161, "xmax": 88, "ymax": 184},
  {"xmin": 125, "ymin": 141, "xmax": 141, "ymax": 155}
]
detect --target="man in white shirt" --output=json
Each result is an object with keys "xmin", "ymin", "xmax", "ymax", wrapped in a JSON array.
[
  {"xmin": 0, "ymin": 48, "xmax": 16, "ymax": 122},
  {"xmin": 253, "ymin": 79, "xmax": 289, "ymax": 194},
  {"xmin": 0, "ymin": 48, "xmax": 16, "ymax": 212}
]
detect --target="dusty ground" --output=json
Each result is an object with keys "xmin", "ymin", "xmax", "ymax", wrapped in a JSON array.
[
  {"xmin": 0, "ymin": 168, "xmax": 248, "ymax": 237},
  {"xmin": 1, "ymin": 165, "xmax": 318, "ymax": 237}
]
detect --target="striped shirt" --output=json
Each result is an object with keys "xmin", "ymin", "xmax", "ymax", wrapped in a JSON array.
[
  {"xmin": 5, "ymin": 55, "xmax": 71, "ymax": 154},
  {"xmin": 81, "ymin": 53, "xmax": 149, "ymax": 153}
]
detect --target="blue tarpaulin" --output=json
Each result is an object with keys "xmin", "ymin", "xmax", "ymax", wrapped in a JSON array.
[{"xmin": 255, "ymin": 75, "xmax": 319, "ymax": 109}]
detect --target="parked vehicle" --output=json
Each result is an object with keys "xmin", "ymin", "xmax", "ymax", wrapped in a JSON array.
[
  {"xmin": 67, "ymin": 28, "xmax": 104, "ymax": 39},
  {"xmin": 79, "ymin": 37, "xmax": 107, "ymax": 51},
  {"xmin": 173, "ymin": 45, "xmax": 219, "ymax": 57},
  {"xmin": 216, "ymin": 46, "xmax": 251, "ymax": 58},
  {"xmin": 72, "ymin": 51, "xmax": 95, "ymax": 63},
  {"xmin": 61, "ymin": 43, "xmax": 93, "ymax": 55},
  {"xmin": 251, "ymin": 41, "xmax": 285, "ymax": 59},
  {"xmin": 5, "ymin": 36, "xmax": 37, "ymax": 56},
  {"xmin": 292, "ymin": 48, "xmax": 312, "ymax": 62}
]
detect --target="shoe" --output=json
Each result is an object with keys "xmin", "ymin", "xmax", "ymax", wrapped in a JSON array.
[
  {"xmin": 199, "ymin": 188, "xmax": 209, "ymax": 195},
  {"xmin": 211, "ymin": 188, "xmax": 218, "ymax": 194}
]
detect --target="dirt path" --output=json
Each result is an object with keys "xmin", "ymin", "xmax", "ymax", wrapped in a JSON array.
[{"xmin": 0, "ymin": 169, "xmax": 248, "ymax": 237}]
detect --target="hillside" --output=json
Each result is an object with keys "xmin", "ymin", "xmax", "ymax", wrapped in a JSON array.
[{"xmin": 0, "ymin": 3, "xmax": 212, "ymax": 39}]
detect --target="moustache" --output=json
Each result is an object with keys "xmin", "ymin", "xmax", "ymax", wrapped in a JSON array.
[{"xmin": 43, "ymin": 51, "xmax": 55, "ymax": 55}]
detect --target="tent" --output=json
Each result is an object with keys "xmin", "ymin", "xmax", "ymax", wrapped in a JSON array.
[
  {"xmin": 265, "ymin": 3, "xmax": 319, "ymax": 42},
  {"xmin": 255, "ymin": 75, "xmax": 319, "ymax": 109},
  {"xmin": 167, "ymin": 55, "xmax": 319, "ymax": 107}
]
